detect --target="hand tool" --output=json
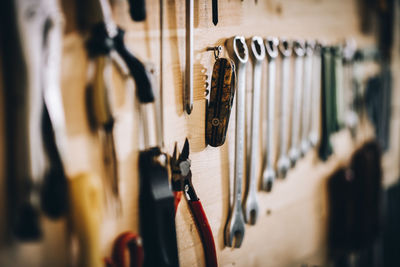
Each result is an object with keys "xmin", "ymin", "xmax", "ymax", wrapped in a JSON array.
[
  {"xmin": 243, "ymin": 37, "xmax": 264, "ymax": 224},
  {"xmin": 212, "ymin": 0, "xmax": 218, "ymax": 25},
  {"xmin": 127, "ymin": 0, "xmax": 146, "ymax": 22},
  {"xmin": 342, "ymin": 39, "xmax": 358, "ymax": 138},
  {"xmin": 171, "ymin": 139, "xmax": 218, "ymax": 267},
  {"xmin": 332, "ymin": 46, "xmax": 344, "ymax": 130},
  {"xmin": 184, "ymin": 0, "xmax": 194, "ymax": 114},
  {"xmin": 277, "ymin": 39, "xmax": 293, "ymax": 178},
  {"xmin": 205, "ymin": 46, "xmax": 236, "ymax": 147},
  {"xmin": 309, "ymin": 43, "xmax": 322, "ymax": 147},
  {"xmin": 68, "ymin": 173, "xmax": 103, "ymax": 267},
  {"xmin": 105, "ymin": 232, "xmax": 144, "ymax": 267},
  {"xmin": 318, "ymin": 46, "xmax": 333, "ymax": 161},
  {"xmin": 224, "ymin": 36, "xmax": 248, "ymax": 248},
  {"xmin": 1, "ymin": 0, "xmax": 68, "ymax": 240},
  {"xmin": 288, "ymin": 40, "xmax": 305, "ymax": 167},
  {"xmin": 300, "ymin": 41, "xmax": 315, "ymax": 157},
  {"xmin": 262, "ymin": 37, "xmax": 279, "ymax": 191}
]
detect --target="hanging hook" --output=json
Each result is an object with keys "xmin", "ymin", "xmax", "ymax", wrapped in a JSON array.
[{"xmin": 207, "ymin": 46, "xmax": 222, "ymax": 60}]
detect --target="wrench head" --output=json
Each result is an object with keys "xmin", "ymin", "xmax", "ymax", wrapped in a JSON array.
[
  {"xmin": 262, "ymin": 167, "xmax": 276, "ymax": 192},
  {"xmin": 289, "ymin": 147, "xmax": 300, "ymax": 167},
  {"xmin": 300, "ymin": 139, "xmax": 311, "ymax": 157},
  {"xmin": 278, "ymin": 39, "xmax": 293, "ymax": 58},
  {"xmin": 309, "ymin": 132, "xmax": 319, "ymax": 148},
  {"xmin": 293, "ymin": 40, "xmax": 306, "ymax": 57},
  {"xmin": 225, "ymin": 36, "xmax": 249, "ymax": 64},
  {"xmin": 265, "ymin": 37, "xmax": 279, "ymax": 59},
  {"xmin": 247, "ymin": 36, "xmax": 265, "ymax": 62},
  {"xmin": 277, "ymin": 155, "xmax": 291, "ymax": 178},
  {"xmin": 243, "ymin": 193, "xmax": 259, "ymax": 225},
  {"xmin": 225, "ymin": 208, "xmax": 246, "ymax": 248}
]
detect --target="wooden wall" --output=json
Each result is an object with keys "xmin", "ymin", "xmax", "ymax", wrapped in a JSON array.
[{"xmin": 0, "ymin": 0, "xmax": 399, "ymax": 266}]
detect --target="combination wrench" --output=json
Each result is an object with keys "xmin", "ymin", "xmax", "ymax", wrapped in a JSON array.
[
  {"xmin": 277, "ymin": 39, "xmax": 293, "ymax": 178},
  {"xmin": 300, "ymin": 41, "xmax": 314, "ymax": 156},
  {"xmin": 309, "ymin": 43, "xmax": 322, "ymax": 147},
  {"xmin": 243, "ymin": 36, "xmax": 265, "ymax": 225},
  {"xmin": 225, "ymin": 36, "xmax": 248, "ymax": 248},
  {"xmin": 288, "ymin": 40, "xmax": 305, "ymax": 167},
  {"xmin": 262, "ymin": 37, "xmax": 279, "ymax": 192}
]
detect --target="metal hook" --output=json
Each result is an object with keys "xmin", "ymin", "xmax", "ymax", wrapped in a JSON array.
[{"xmin": 207, "ymin": 46, "xmax": 222, "ymax": 60}]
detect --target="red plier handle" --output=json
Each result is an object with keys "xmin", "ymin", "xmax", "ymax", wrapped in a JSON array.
[{"xmin": 188, "ymin": 199, "xmax": 218, "ymax": 267}]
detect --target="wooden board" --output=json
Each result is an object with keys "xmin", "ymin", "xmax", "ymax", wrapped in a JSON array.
[{"xmin": 0, "ymin": 0, "xmax": 399, "ymax": 266}]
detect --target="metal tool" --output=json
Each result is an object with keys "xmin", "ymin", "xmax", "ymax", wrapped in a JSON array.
[
  {"xmin": 225, "ymin": 36, "xmax": 248, "ymax": 248},
  {"xmin": 212, "ymin": 0, "xmax": 218, "ymax": 25},
  {"xmin": 277, "ymin": 39, "xmax": 293, "ymax": 178},
  {"xmin": 262, "ymin": 37, "xmax": 279, "ymax": 191},
  {"xmin": 1, "ymin": 0, "xmax": 69, "ymax": 240},
  {"xmin": 243, "ymin": 36, "xmax": 264, "ymax": 225},
  {"xmin": 171, "ymin": 139, "xmax": 218, "ymax": 267},
  {"xmin": 300, "ymin": 41, "xmax": 314, "ymax": 156},
  {"xmin": 309, "ymin": 43, "xmax": 322, "ymax": 147},
  {"xmin": 288, "ymin": 40, "xmax": 305, "ymax": 167},
  {"xmin": 184, "ymin": 0, "xmax": 193, "ymax": 114}
]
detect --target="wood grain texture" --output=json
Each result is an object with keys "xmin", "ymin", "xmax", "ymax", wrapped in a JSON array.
[{"xmin": 0, "ymin": 0, "xmax": 399, "ymax": 267}]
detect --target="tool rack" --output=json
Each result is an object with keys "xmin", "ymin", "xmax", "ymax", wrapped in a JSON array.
[{"xmin": 0, "ymin": 0, "xmax": 399, "ymax": 266}]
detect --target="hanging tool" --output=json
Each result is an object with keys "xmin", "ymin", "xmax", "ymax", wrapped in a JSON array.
[
  {"xmin": 225, "ymin": 36, "xmax": 248, "ymax": 248},
  {"xmin": 277, "ymin": 39, "xmax": 293, "ymax": 178},
  {"xmin": 105, "ymin": 232, "xmax": 144, "ymax": 267},
  {"xmin": 243, "ymin": 36, "xmax": 264, "ymax": 224},
  {"xmin": 300, "ymin": 41, "xmax": 315, "ymax": 157},
  {"xmin": 212, "ymin": 0, "xmax": 218, "ymax": 25},
  {"xmin": 171, "ymin": 139, "xmax": 218, "ymax": 267},
  {"xmin": 262, "ymin": 37, "xmax": 279, "ymax": 191},
  {"xmin": 309, "ymin": 43, "xmax": 322, "ymax": 148},
  {"xmin": 68, "ymin": 173, "xmax": 103, "ymax": 267},
  {"xmin": 288, "ymin": 40, "xmax": 305, "ymax": 167},
  {"xmin": 205, "ymin": 46, "xmax": 236, "ymax": 147},
  {"xmin": 1, "ymin": 0, "xmax": 68, "ymax": 240},
  {"xmin": 127, "ymin": 0, "xmax": 146, "ymax": 22},
  {"xmin": 185, "ymin": 0, "xmax": 194, "ymax": 114}
]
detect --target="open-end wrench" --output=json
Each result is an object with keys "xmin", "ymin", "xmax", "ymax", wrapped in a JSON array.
[
  {"xmin": 288, "ymin": 40, "xmax": 305, "ymax": 167},
  {"xmin": 300, "ymin": 41, "xmax": 314, "ymax": 156},
  {"xmin": 262, "ymin": 37, "xmax": 279, "ymax": 192},
  {"xmin": 277, "ymin": 39, "xmax": 293, "ymax": 178},
  {"xmin": 309, "ymin": 43, "xmax": 322, "ymax": 147},
  {"xmin": 225, "ymin": 36, "xmax": 248, "ymax": 248},
  {"xmin": 243, "ymin": 36, "xmax": 265, "ymax": 225}
]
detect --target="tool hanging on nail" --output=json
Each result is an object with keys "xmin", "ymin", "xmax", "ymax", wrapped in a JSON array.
[
  {"xmin": 224, "ymin": 36, "xmax": 248, "ymax": 248},
  {"xmin": 309, "ymin": 43, "xmax": 322, "ymax": 148},
  {"xmin": 277, "ymin": 39, "xmax": 293, "ymax": 178},
  {"xmin": 185, "ymin": 0, "xmax": 194, "ymax": 114},
  {"xmin": 205, "ymin": 46, "xmax": 236, "ymax": 147},
  {"xmin": 171, "ymin": 139, "xmax": 218, "ymax": 267},
  {"xmin": 243, "ymin": 36, "xmax": 264, "ymax": 225},
  {"xmin": 262, "ymin": 37, "xmax": 279, "ymax": 192},
  {"xmin": 1, "ymin": 0, "xmax": 69, "ymax": 240}
]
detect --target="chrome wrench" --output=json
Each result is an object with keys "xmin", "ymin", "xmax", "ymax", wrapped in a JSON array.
[
  {"xmin": 262, "ymin": 37, "xmax": 279, "ymax": 191},
  {"xmin": 243, "ymin": 36, "xmax": 265, "ymax": 225},
  {"xmin": 300, "ymin": 41, "xmax": 314, "ymax": 156},
  {"xmin": 309, "ymin": 43, "xmax": 322, "ymax": 147},
  {"xmin": 277, "ymin": 39, "xmax": 293, "ymax": 178},
  {"xmin": 288, "ymin": 40, "xmax": 305, "ymax": 167},
  {"xmin": 225, "ymin": 36, "xmax": 248, "ymax": 248}
]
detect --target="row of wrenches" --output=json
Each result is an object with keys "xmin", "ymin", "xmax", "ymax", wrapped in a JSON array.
[{"xmin": 224, "ymin": 36, "xmax": 321, "ymax": 248}]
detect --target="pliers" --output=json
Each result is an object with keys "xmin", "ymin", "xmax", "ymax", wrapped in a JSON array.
[{"xmin": 171, "ymin": 139, "xmax": 218, "ymax": 267}]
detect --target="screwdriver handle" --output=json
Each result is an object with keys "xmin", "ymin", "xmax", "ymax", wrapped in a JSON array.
[
  {"xmin": 128, "ymin": 0, "xmax": 146, "ymax": 21},
  {"xmin": 113, "ymin": 28, "xmax": 154, "ymax": 103},
  {"xmin": 68, "ymin": 173, "xmax": 103, "ymax": 267}
]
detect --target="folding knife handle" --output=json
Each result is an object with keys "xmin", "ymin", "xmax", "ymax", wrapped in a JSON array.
[
  {"xmin": 113, "ymin": 28, "xmax": 154, "ymax": 103},
  {"xmin": 188, "ymin": 200, "xmax": 218, "ymax": 267},
  {"xmin": 128, "ymin": 0, "xmax": 146, "ymax": 22}
]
